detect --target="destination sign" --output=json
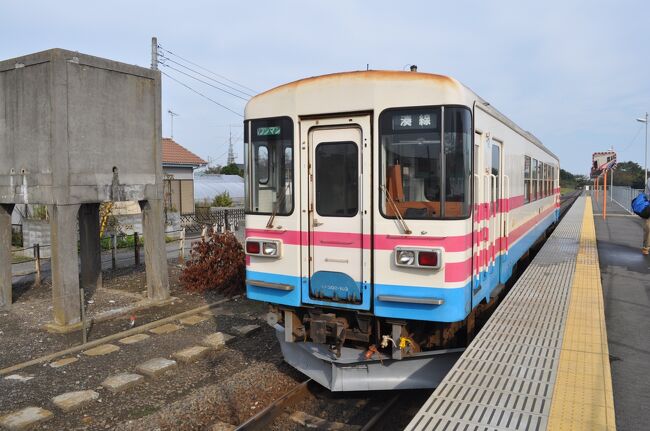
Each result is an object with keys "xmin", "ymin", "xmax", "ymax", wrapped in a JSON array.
[
  {"xmin": 257, "ymin": 126, "xmax": 281, "ymax": 136},
  {"xmin": 392, "ymin": 112, "xmax": 438, "ymax": 131}
]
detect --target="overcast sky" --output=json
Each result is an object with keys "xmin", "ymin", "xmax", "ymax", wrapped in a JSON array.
[{"xmin": 2, "ymin": 0, "xmax": 648, "ymax": 174}]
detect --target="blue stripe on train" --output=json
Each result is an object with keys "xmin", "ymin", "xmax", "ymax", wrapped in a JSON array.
[{"xmin": 246, "ymin": 208, "xmax": 560, "ymax": 321}]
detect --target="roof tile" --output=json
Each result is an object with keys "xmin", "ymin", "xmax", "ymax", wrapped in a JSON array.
[{"xmin": 162, "ymin": 138, "xmax": 207, "ymax": 167}]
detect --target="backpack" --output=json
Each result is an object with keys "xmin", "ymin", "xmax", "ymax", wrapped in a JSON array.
[{"xmin": 631, "ymin": 193, "xmax": 650, "ymax": 219}]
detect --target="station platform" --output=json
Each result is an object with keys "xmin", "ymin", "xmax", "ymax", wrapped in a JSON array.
[
  {"xmin": 592, "ymin": 194, "xmax": 650, "ymax": 431},
  {"xmin": 407, "ymin": 195, "xmax": 627, "ymax": 431}
]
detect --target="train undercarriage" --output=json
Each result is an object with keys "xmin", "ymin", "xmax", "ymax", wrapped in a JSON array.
[{"xmin": 265, "ymin": 282, "xmax": 509, "ymax": 391}]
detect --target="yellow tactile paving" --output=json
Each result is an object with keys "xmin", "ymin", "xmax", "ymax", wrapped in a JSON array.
[{"xmin": 548, "ymin": 199, "xmax": 616, "ymax": 431}]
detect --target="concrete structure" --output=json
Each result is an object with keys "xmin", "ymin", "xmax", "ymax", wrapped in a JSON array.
[
  {"xmin": 0, "ymin": 48, "xmax": 169, "ymax": 327},
  {"xmin": 162, "ymin": 138, "xmax": 207, "ymax": 215}
]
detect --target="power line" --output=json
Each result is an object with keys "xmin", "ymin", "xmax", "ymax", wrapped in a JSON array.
[
  {"xmin": 158, "ymin": 45, "xmax": 258, "ymax": 95},
  {"xmin": 160, "ymin": 70, "xmax": 243, "ymax": 117},
  {"xmin": 619, "ymin": 123, "xmax": 644, "ymax": 153},
  {"xmin": 160, "ymin": 62, "xmax": 249, "ymax": 101},
  {"xmin": 158, "ymin": 54, "xmax": 254, "ymax": 98}
]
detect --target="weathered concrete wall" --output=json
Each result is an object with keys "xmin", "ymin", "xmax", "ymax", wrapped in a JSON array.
[
  {"xmin": 22, "ymin": 219, "xmax": 57, "ymax": 258},
  {"xmin": 0, "ymin": 49, "xmax": 163, "ymax": 205}
]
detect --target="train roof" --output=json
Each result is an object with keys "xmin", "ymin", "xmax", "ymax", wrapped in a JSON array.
[{"xmin": 248, "ymin": 70, "xmax": 557, "ymax": 161}]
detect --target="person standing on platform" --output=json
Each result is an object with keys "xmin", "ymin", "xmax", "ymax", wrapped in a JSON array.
[{"xmin": 644, "ymin": 177, "xmax": 650, "ymax": 255}]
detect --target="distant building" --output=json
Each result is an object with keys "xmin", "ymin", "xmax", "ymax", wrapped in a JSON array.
[
  {"xmin": 162, "ymin": 138, "xmax": 207, "ymax": 214},
  {"xmin": 194, "ymin": 174, "xmax": 245, "ymax": 206}
]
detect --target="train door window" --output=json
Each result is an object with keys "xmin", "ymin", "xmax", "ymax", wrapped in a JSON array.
[
  {"xmin": 315, "ymin": 142, "xmax": 358, "ymax": 217},
  {"xmin": 246, "ymin": 117, "xmax": 294, "ymax": 215},
  {"xmin": 541, "ymin": 163, "xmax": 546, "ymax": 197},
  {"xmin": 491, "ymin": 143, "xmax": 500, "ymax": 211},
  {"xmin": 524, "ymin": 156, "xmax": 531, "ymax": 204}
]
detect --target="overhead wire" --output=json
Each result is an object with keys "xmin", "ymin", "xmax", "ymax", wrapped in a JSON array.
[
  {"xmin": 158, "ymin": 54, "xmax": 254, "ymax": 98},
  {"xmin": 158, "ymin": 45, "xmax": 258, "ymax": 95},
  {"xmin": 618, "ymin": 123, "xmax": 644, "ymax": 153},
  {"xmin": 160, "ymin": 62, "xmax": 249, "ymax": 101},
  {"xmin": 160, "ymin": 70, "xmax": 243, "ymax": 117}
]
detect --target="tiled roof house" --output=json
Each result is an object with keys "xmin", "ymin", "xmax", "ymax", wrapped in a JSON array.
[{"xmin": 161, "ymin": 138, "xmax": 207, "ymax": 214}]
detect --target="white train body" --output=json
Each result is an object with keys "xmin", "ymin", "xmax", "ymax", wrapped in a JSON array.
[{"xmin": 243, "ymin": 71, "xmax": 559, "ymax": 391}]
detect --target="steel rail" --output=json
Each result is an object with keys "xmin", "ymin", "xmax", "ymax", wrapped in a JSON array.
[{"xmin": 235, "ymin": 379, "xmax": 312, "ymax": 431}]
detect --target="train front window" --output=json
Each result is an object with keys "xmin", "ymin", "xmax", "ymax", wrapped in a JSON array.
[
  {"xmin": 245, "ymin": 117, "xmax": 294, "ymax": 215},
  {"xmin": 380, "ymin": 106, "xmax": 471, "ymax": 219}
]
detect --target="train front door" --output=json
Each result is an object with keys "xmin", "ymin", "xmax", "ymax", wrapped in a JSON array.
[{"xmin": 301, "ymin": 116, "xmax": 372, "ymax": 310}]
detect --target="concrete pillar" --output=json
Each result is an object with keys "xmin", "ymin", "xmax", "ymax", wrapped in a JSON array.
[
  {"xmin": 0, "ymin": 204, "xmax": 15, "ymax": 310},
  {"xmin": 140, "ymin": 199, "xmax": 169, "ymax": 301},
  {"xmin": 79, "ymin": 203, "xmax": 102, "ymax": 294},
  {"xmin": 50, "ymin": 204, "xmax": 81, "ymax": 327}
]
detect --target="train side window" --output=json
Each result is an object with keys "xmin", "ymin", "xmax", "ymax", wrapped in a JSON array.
[
  {"xmin": 524, "ymin": 156, "xmax": 531, "ymax": 204},
  {"xmin": 532, "ymin": 159, "xmax": 538, "ymax": 201},
  {"xmin": 536, "ymin": 160, "xmax": 542, "ymax": 200}
]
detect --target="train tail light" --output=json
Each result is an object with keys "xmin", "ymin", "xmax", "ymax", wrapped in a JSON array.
[
  {"xmin": 246, "ymin": 240, "xmax": 261, "ymax": 255},
  {"xmin": 418, "ymin": 251, "xmax": 438, "ymax": 267},
  {"xmin": 246, "ymin": 239, "xmax": 281, "ymax": 257},
  {"xmin": 394, "ymin": 247, "xmax": 442, "ymax": 269}
]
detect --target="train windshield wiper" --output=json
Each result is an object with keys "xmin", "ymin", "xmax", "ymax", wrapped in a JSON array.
[
  {"xmin": 266, "ymin": 187, "xmax": 288, "ymax": 229},
  {"xmin": 381, "ymin": 185, "xmax": 412, "ymax": 234}
]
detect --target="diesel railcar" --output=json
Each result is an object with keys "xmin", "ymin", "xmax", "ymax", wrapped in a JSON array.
[{"xmin": 243, "ymin": 70, "xmax": 560, "ymax": 391}]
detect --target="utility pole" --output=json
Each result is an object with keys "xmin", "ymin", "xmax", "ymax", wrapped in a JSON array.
[
  {"xmin": 637, "ymin": 112, "xmax": 648, "ymax": 182},
  {"xmin": 151, "ymin": 37, "xmax": 158, "ymax": 70},
  {"xmin": 168, "ymin": 110, "xmax": 179, "ymax": 139}
]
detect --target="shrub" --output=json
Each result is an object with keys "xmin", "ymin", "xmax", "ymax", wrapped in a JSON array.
[
  {"xmin": 100, "ymin": 234, "xmax": 142, "ymax": 250},
  {"xmin": 212, "ymin": 191, "xmax": 233, "ymax": 208},
  {"xmin": 180, "ymin": 230, "xmax": 245, "ymax": 296}
]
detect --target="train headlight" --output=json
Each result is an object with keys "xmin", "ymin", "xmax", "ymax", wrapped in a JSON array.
[
  {"xmin": 262, "ymin": 242, "xmax": 278, "ymax": 256},
  {"xmin": 396, "ymin": 250, "xmax": 416, "ymax": 266},
  {"xmin": 394, "ymin": 247, "xmax": 442, "ymax": 269}
]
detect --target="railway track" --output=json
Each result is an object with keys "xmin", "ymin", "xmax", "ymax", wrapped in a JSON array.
[
  {"xmin": 236, "ymin": 379, "xmax": 403, "ymax": 431},
  {"xmin": 559, "ymin": 190, "xmax": 581, "ymax": 216}
]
